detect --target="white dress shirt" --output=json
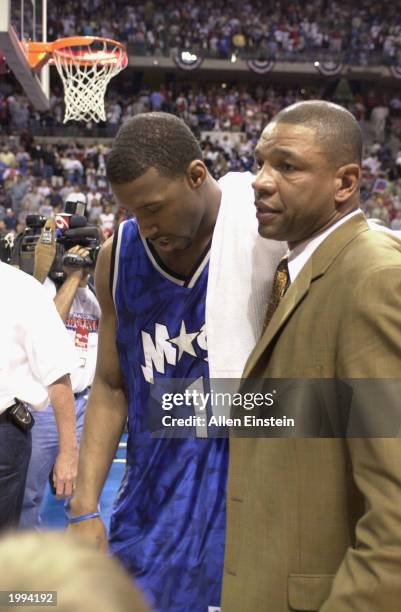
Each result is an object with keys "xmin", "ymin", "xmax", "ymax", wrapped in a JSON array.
[
  {"xmin": 0, "ymin": 263, "xmax": 78, "ymax": 412},
  {"xmin": 287, "ymin": 210, "xmax": 363, "ymax": 283}
]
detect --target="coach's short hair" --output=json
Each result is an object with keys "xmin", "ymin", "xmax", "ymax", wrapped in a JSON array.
[
  {"xmin": 272, "ymin": 100, "xmax": 362, "ymax": 166},
  {"xmin": 106, "ymin": 112, "xmax": 202, "ymax": 183}
]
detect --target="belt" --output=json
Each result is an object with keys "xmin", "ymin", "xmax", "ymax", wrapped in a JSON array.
[{"xmin": 74, "ymin": 387, "xmax": 91, "ymax": 399}]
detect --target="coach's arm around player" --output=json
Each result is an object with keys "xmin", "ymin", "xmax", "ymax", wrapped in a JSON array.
[{"xmin": 67, "ymin": 237, "xmax": 126, "ymax": 548}]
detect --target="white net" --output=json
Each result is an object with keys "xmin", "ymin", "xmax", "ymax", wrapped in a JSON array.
[{"xmin": 52, "ymin": 40, "xmax": 127, "ymax": 123}]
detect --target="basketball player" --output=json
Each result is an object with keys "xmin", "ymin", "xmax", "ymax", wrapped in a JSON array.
[{"xmin": 68, "ymin": 113, "xmax": 283, "ymax": 611}]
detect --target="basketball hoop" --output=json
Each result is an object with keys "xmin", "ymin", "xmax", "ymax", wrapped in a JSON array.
[{"xmin": 27, "ymin": 36, "xmax": 128, "ymax": 123}]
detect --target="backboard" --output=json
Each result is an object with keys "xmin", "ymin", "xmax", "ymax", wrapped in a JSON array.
[{"xmin": 0, "ymin": 0, "xmax": 50, "ymax": 111}]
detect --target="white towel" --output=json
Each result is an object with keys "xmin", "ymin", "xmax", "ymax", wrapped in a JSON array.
[{"xmin": 206, "ymin": 172, "xmax": 286, "ymax": 379}]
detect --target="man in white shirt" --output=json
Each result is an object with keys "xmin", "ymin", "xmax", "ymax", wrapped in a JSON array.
[
  {"xmin": 0, "ymin": 262, "xmax": 78, "ymax": 530},
  {"xmin": 223, "ymin": 100, "xmax": 401, "ymax": 612},
  {"xmin": 20, "ymin": 242, "xmax": 100, "ymax": 528}
]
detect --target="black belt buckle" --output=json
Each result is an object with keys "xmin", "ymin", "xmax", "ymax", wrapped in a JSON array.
[{"xmin": 8, "ymin": 400, "xmax": 35, "ymax": 432}]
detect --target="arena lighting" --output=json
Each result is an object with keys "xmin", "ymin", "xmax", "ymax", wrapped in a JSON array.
[{"xmin": 314, "ymin": 61, "xmax": 320, "ymax": 67}]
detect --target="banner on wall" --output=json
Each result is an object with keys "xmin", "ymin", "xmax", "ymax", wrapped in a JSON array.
[
  {"xmin": 389, "ymin": 66, "xmax": 401, "ymax": 80},
  {"xmin": 315, "ymin": 61, "xmax": 344, "ymax": 77},
  {"xmin": 246, "ymin": 59, "xmax": 275, "ymax": 74},
  {"xmin": 173, "ymin": 51, "xmax": 204, "ymax": 71}
]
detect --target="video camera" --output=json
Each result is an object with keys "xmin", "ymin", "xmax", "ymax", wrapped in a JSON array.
[
  {"xmin": 2, "ymin": 214, "xmax": 47, "ymax": 273},
  {"xmin": 3, "ymin": 198, "xmax": 101, "ymax": 280},
  {"xmin": 53, "ymin": 199, "xmax": 101, "ymax": 277}
]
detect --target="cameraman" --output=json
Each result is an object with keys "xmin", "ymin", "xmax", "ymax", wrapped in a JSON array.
[{"xmin": 20, "ymin": 200, "xmax": 101, "ymax": 528}]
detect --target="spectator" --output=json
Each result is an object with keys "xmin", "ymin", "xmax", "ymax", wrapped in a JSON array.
[
  {"xmin": 8, "ymin": 173, "xmax": 28, "ymax": 214},
  {"xmin": 0, "ymin": 145, "xmax": 16, "ymax": 167},
  {"xmin": 391, "ymin": 210, "xmax": 401, "ymax": 231},
  {"xmin": 42, "ymin": 145, "xmax": 56, "ymax": 178},
  {"xmin": 3, "ymin": 208, "xmax": 18, "ymax": 231},
  {"xmin": 20, "ymin": 185, "xmax": 44, "ymax": 217},
  {"xmin": 371, "ymin": 103, "xmax": 389, "ymax": 142},
  {"xmin": 88, "ymin": 196, "xmax": 103, "ymax": 224},
  {"xmin": 98, "ymin": 201, "xmax": 115, "ymax": 237},
  {"xmin": 0, "ymin": 531, "xmax": 149, "ymax": 612}
]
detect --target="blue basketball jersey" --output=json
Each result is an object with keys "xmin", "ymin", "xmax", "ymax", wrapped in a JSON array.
[{"xmin": 109, "ymin": 219, "xmax": 228, "ymax": 612}]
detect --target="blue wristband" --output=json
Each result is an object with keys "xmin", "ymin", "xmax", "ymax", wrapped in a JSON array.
[{"xmin": 65, "ymin": 501, "xmax": 100, "ymax": 523}]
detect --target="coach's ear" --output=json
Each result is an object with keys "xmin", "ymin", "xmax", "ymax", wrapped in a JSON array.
[
  {"xmin": 187, "ymin": 160, "xmax": 207, "ymax": 189},
  {"xmin": 334, "ymin": 163, "xmax": 360, "ymax": 204}
]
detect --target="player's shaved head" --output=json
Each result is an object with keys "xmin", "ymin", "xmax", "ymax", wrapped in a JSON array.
[
  {"xmin": 270, "ymin": 100, "xmax": 362, "ymax": 167},
  {"xmin": 106, "ymin": 112, "xmax": 202, "ymax": 183}
]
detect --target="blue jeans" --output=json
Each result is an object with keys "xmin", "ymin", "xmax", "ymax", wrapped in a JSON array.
[
  {"xmin": 0, "ymin": 415, "xmax": 32, "ymax": 530},
  {"xmin": 20, "ymin": 389, "xmax": 88, "ymax": 528}
]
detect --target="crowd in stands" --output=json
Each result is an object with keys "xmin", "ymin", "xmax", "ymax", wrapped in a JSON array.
[
  {"xmin": 15, "ymin": 0, "xmax": 397, "ymax": 65},
  {"xmin": 1, "ymin": 78, "xmax": 401, "ymax": 237},
  {"xmin": 361, "ymin": 140, "xmax": 401, "ymax": 228},
  {"xmin": 2, "ymin": 80, "xmax": 401, "ymax": 140},
  {"xmin": 0, "ymin": 138, "xmax": 121, "ymax": 240},
  {"xmin": 1, "ymin": 131, "xmax": 401, "ymax": 239}
]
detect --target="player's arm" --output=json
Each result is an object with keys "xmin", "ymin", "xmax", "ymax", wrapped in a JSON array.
[{"xmin": 68, "ymin": 236, "xmax": 127, "ymax": 547}]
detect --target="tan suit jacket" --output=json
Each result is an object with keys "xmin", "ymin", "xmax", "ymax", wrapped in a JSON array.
[{"xmin": 222, "ymin": 214, "xmax": 401, "ymax": 611}]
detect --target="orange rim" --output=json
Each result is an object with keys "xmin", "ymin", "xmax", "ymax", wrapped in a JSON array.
[{"xmin": 27, "ymin": 36, "xmax": 127, "ymax": 70}]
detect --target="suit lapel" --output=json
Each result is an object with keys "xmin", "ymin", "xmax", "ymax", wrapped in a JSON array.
[{"xmin": 243, "ymin": 213, "xmax": 371, "ymax": 378}]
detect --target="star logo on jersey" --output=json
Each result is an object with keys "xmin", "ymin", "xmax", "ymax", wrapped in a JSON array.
[
  {"xmin": 141, "ymin": 322, "xmax": 207, "ymax": 384},
  {"xmin": 168, "ymin": 321, "xmax": 199, "ymax": 361}
]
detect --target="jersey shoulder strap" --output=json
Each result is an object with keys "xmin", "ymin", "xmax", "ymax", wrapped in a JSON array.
[{"xmin": 109, "ymin": 221, "xmax": 123, "ymax": 302}]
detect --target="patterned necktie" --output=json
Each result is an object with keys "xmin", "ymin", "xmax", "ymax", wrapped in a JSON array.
[{"xmin": 262, "ymin": 257, "xmax": 290, "ymax": 333}]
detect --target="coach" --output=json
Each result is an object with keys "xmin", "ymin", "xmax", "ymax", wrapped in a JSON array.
[{"xmin": 223, "ymin": 100, "xmax": 401, "ymax": 611}]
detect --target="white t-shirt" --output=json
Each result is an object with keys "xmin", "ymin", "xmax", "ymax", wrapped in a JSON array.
[
  {"xmin": 0, "ymin": 263, "xmax": 78, "ymax": 412},
  {"xmin": 99, "ymin": 212, "xmax": 115, "ymax": 233},
  {"xmin": 43, "ymin": 278, "xmax": 100, "ymax": 393}
]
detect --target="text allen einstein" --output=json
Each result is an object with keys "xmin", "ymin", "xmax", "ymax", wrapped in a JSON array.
[{"xmin": 162, "ymin": 415, "xmax": 295, "ymax": 428}]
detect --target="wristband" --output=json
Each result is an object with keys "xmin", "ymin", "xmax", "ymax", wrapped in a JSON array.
[{"xmin": 65, "ymin": 501, "xmax": 100, "ymax": 523}]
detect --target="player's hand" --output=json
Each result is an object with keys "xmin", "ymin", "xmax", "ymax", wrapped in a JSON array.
[
  {"xmin": 53, "ymin": 447, "xmax": 78, "ymax": 498},
  {"xmin": 67, "ymin": 516, "xmax": 108, "ymax": 552}
]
